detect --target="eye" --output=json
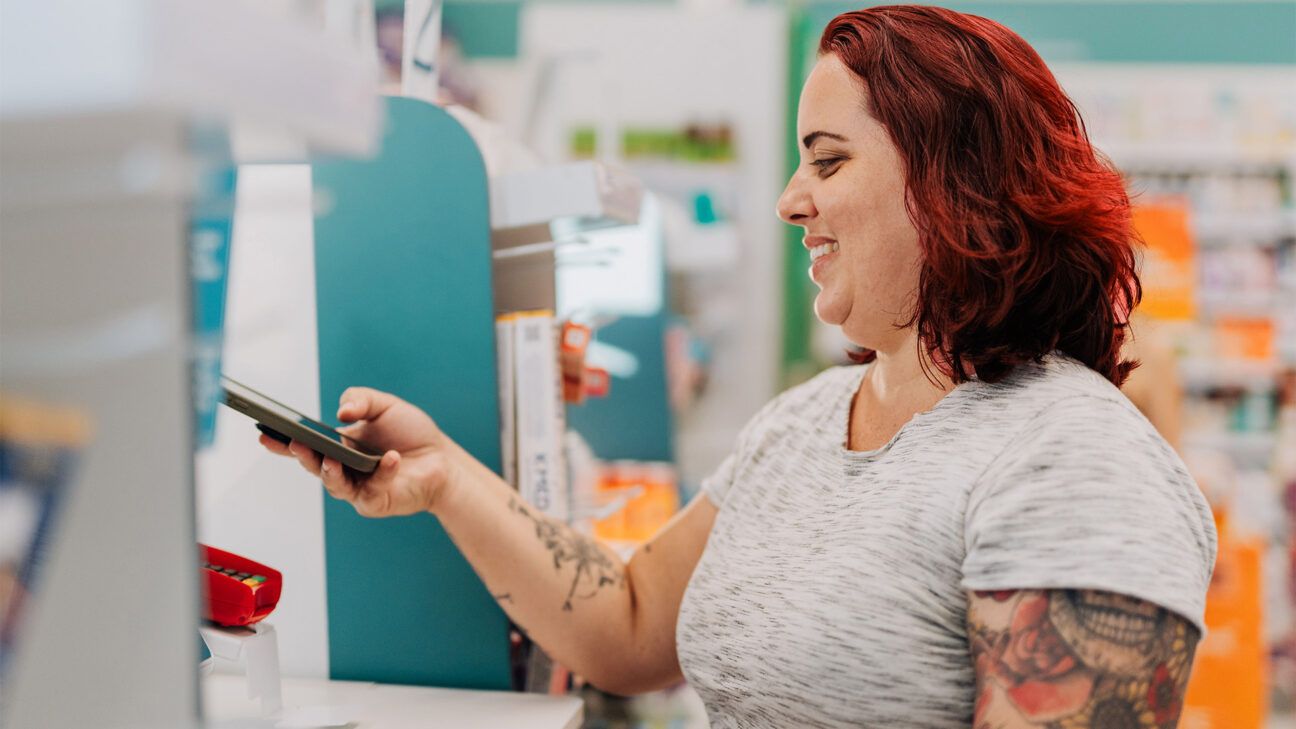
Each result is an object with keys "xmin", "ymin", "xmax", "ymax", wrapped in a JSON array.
[{"xmin": 811, "ymin": 157, "xmax": 845, "ymax": 175}]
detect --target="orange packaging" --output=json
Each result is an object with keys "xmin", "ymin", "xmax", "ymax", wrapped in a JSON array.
[
  {"xmin": 560, "ymin": 322, "xmax": 592, "ymax": 404},
  {"xmin": 1132, "ymin": 202, "xmax": 1197, "ymax": 322},
  {"xmin": 1181, "ymin": 535, "xmax": 1266, "ymax": 729},
  {"xmin": 593, "ymin": 462, "xmax": 679, "ymax": 543},
  {"xmin": 1213, "ymin": 317, "xmax": 1275, "ymax": 362}
]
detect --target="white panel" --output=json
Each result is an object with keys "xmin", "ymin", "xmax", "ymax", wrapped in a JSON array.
[
  {"xmin": 1, "ymin": 114, "xmax": 197, "ymax": 729},
  {"xmin": 1, "ymin": 0, "xmax": 382, "ymax": 158},
  {"xmin": 194, "ymin": 164, "xmax": 329, "ymax": 679},
  {"xmin": 515, "ymin": 6, "xmax": 788, "ymax": 484}
]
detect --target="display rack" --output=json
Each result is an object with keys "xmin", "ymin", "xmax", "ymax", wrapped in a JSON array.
[
  {"xmin": 312, "ymin": 96, "xmax": 511, "ymax": 690},
  {"xmin": 1070, "ymin": 63, "xmax": 1296, "ymax": 473}
]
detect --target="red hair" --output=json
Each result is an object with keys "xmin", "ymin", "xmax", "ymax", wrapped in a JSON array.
[{"xmin": 821, "ymin": 6, "xmax": 1140, "ymax": 386}]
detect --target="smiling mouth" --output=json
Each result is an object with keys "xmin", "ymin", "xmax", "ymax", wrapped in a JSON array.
[{"xmin": 808, "ymin": 241, "xmax": 839, "ymax": 261}]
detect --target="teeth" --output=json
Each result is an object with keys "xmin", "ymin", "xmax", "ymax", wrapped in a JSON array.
[{"xmin": 809, "ymin": 242, "xmax": 839, "ymax": 261}]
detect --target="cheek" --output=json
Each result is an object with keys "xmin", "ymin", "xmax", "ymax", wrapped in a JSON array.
[
  {"xmin": 833, "ymin": 203, "xmax": 923, "ymax": 306},
  {"xmin": 857, "ymin": 249, "xmax": 921, "ymax": 316}
]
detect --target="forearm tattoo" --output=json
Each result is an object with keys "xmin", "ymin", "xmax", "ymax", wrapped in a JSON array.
[
  {"xmin": 968, "ymin": 589, "xmax": 1199, "ymax": 729},
  {"xmin": 508, "ymin": 496, "xmax": 625, "ymax": 611}
]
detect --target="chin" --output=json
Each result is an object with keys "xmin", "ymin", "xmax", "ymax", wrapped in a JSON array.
[{"xmin": 813, "ymin": 292, "xmax": 852, "ymax": 328}]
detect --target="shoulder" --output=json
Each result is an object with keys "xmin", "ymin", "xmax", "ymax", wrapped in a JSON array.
[
  {"xmin": 755, "ymin": 364, "xmax": 862, "ymax": 424},
  {"xmin": 975, "ymin": 354, "xmax": 1164, "ymax": 453},
  {"xmin": 966, "ymin": 354, "xmax": 1216, "ymax": 555},
  {"xmin": 980, "ymin": 352, "xmax": 1129, "ymax": 409},
  {"xmin": 974, "ymin": 355, "xmax": 1196, "ymax": 498}
]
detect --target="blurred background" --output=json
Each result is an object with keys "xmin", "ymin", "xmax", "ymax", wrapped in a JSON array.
[{"xmin": 1, "ymin": 1, "xmax": 1293, "ymax": 728}]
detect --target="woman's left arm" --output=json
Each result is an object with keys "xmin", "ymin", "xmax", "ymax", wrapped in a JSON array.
[{"xmin": 967, "ymin": 589, "xmax": 1199, "ymax": 728}]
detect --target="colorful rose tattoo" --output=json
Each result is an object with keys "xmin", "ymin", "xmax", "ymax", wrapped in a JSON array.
[{"xmin": 968, "ymin": 589, "xmax": 1198, "ymax": 729}]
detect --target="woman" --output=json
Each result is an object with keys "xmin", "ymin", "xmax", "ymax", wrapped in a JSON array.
[{"xmin": 264, "ymin": 6, "xmax": 1215, "ymax": 727}]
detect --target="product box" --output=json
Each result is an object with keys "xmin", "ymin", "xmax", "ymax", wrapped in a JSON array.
[
  {"xmin": 495, "ymin": 313, "xmax": 517, "ymax": 489},
  {"xmin": 512, "ymin": 311, "xmax": 568, "ymax": 521}
]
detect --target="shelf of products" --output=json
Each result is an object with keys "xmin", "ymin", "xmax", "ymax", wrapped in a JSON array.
[{"xmin": 1066, "ymin": 64, "xmax": 1296, "ymax": 724}]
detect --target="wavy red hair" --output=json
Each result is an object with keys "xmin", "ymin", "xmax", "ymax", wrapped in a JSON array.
[{"xmin": 821, "ymin": 6, "xmax": 1140, "ymax": 386}]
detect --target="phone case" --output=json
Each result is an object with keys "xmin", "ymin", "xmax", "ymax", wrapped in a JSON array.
[{"xmin": 221, "ymin": 378, "xmax": 382, "ymax": 473}]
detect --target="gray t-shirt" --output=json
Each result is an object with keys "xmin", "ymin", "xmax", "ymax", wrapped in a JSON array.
[{"xmin": 675, "ymin": 354, "xmax": 1216, "ymax": 728}]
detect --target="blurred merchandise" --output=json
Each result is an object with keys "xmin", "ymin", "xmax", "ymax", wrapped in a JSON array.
[
  {"xmin": 592, "ymin": 462, "xmax": 680, "ymax": 546},
  {"xmin": 1270, "ymin": 370, "xmax": 1296, "ymax": 714},
  {"xmin": 561, "ymin": 321, "xmax": 595, "ymax": 405},
  {"xmin": 1062, "ymin": 64, "xmax": 1294, "ymax": 725},
  {"xmin": 570, "ymin": 124, "xmax": 737, "ymax": 164},
  {"xmin": 1183, "ymin": 533, "xmax": 1268, "ymax": 728},
  {"xmin": 508, "ymin": 311, "xmax": 569, "ymax": 522},
  {"xmin": 1134, "ymin": 202, "xmax": 1198, "ymax": 321},
  {"xmin": 0, "ymin": 397, "xmax": 90, "ymax": 686}
]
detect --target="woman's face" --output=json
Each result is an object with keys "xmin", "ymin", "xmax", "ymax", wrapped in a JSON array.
[{"xmin": 777, "ymin": 53, "xmax": 923, "ymax": 353}]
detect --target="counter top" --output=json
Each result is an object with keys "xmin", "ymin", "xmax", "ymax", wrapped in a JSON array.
[{"xmin": 203, "ymin": 673, "xmax": 584, "ymax": 729}]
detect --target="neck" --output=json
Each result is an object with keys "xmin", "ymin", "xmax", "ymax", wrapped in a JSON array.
[{"xmin": 864, "ymin": 331, "xmax": 954, "ymax": 404}]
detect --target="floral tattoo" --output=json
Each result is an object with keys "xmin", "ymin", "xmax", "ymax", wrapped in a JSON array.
[
  {"xmin": 508, "ymin": 496, "xmax": 624, "ymax": 611},
  {"xmin": 968, "ymin": 589, "xmax": 1198, "ymax": 729}
]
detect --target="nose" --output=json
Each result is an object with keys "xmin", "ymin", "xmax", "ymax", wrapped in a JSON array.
[{"xmin": 776, "ymin": 171, "xmax": 815, "ymax": 225}]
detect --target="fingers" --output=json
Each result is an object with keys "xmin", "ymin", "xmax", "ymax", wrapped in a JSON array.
[
  {"xmin": 337, "ymin": 423, "xmax": 363, "ymax": 436},
  {"xmin": 319, "ymin": 457, "xmax": 359, "ymax": 503},
  {"xmin": 288, "ymin": 441, "xmax": 323, "ymax": 477},
  {"xmin": 279, "ymin": 441, "xmax": 378, "ymax": 513},
  {"xmin": 337, "ymin": 387, "xmax": 400, "ymax": 423},
  {"xmin": 323, "ymin": 451, "xmax": 400, "ymax": 515},
  {"xmin": 352, "ymin": 451, "xmax": 402, "ymax": 515},
  {"xmin": 259, "ymin": 433, "xmax": 292, "ymax": 456}
]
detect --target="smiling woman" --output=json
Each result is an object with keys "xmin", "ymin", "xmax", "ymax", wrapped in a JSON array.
[
  {"xmin": 259, "ymin": 6, "xmax": 1215, "ymax": 729},
  {"xmin": 783, "ymin": 9, "xmax": 1140, "ymax": 386}
]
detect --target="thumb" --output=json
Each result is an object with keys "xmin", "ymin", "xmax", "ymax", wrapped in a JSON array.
[{"xmin": 337, "ymin": 387, "xmax": 400, "ymax": 423}]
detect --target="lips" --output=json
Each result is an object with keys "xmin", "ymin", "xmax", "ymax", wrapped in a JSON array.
[
  {"xmin": 803, "ymin": 235, "xmax": 837, "ymax": 252},
  {"xmin": 805, "ymin": 237, "xmax": 839, "ymax": 283}
]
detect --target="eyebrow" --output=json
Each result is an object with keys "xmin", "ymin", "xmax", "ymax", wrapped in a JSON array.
[{"xmin": 802, "ymin": 131, "xmax": 849, "ymax": 149}]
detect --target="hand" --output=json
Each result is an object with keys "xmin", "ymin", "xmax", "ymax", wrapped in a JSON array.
[{"xmin": 258, "ymin": 387, "xmax": 463, "ymax": 517}]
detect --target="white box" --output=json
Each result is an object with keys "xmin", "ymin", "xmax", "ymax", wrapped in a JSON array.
[{"xmin": 512, "ymin": 311, "xmax": 567, "ymax": 521}]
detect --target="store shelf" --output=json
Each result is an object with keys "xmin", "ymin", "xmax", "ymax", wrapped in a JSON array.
[
  {"xmin": 1193, "ymin": 210, "xmax": 1296, "ymax": 242},
  {"xmin": 490, "ymin": 161, "xmax": 643, "ymax": 248},
  {"xmin": 1179, "ymin": 358, "xmax": 1278, "ymax": 392},
  {"xmin": 1197, "ymin": 290, "xmax": 1280, "ymax": 318},
  {"xmin": 1183, "ymin": 430, "xmax": 1277, "ymax": 463},
  {"xmin": 1096, "ymin": 140, "xmax": 1296, "ymax": 172}
]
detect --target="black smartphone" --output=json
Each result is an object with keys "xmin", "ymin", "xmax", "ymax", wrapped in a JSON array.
[{"xmin": 220, "ymin": 375, "xmax": 382, "ymax": 473}]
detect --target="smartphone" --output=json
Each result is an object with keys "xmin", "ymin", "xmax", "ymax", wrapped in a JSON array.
[{"xmin": 220, "ymin": 375, "xmax": 382, "ymax": 473}]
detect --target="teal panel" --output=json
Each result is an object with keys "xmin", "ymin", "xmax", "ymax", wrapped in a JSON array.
[
  {"xmin": 189, "ymin": 167, "xmax": 236, "ymax": 448},
  {"xmin": 803, "ymin": 2, "xmax": 1296, "ymax": 65},
  {"xmin": 565, "ymin": 310, "xmax": 675, "ymax": 464},
  {"xmin": 445, "ymin": 2, "xmax": 522, "ymax": 59},
  {"xmin": 442, "ymin": 0, "xmax": 675, "ymax": 60},
  {"xmin": 313, "ymin": 96, "xmax": 509, "ymax": 689}
]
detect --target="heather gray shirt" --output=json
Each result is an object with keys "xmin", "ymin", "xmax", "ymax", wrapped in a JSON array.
[{"xmin": 675, "ymin": 354, "xmax": 1216, "ymax": 728}]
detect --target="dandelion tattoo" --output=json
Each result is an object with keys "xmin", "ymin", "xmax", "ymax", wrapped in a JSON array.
[{"xmin": 509, "ymin": 496, "xmax": 624, "ymax": 611}]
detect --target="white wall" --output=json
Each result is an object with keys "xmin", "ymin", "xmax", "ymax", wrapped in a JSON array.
[
  {"xmin": 194, "ymin": 164, "xmax": 330, "ymax": 678},
  {"xmin": 473, "ymin": 5, "xmax": 788, "ymax": 485}
]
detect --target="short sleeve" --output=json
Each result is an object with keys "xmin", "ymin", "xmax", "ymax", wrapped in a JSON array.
[
  {"xmin": 699, "ymin": 388, "xmax": 793, "ymax": 509},
  {"xmin": 961, "ymin": 395, "xmax": 1217, "ymax": 634},
  {"xmin": 701, "ymin": 451, "xmax": 739, "ymax": 507}
]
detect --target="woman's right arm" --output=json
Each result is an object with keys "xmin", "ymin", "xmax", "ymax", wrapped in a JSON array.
[{"xmin": 264, "ymin": 386, "xmax": 718, "ymax": 695}]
